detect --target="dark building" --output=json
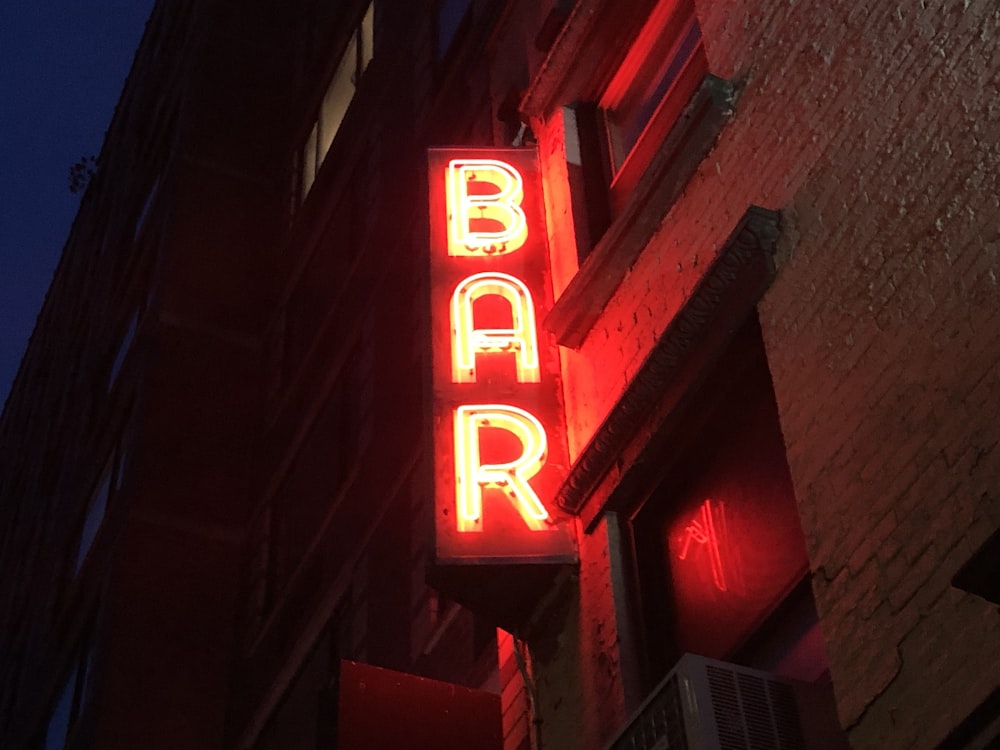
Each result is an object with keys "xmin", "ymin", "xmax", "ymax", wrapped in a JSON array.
[{"xmin": 1, "ymin": 1, "xmax": 998, "ymax": 749}]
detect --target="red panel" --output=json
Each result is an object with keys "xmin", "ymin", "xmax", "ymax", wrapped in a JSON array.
[{"xmin": 337, "ymin": 660, "xmax": 502, "ymax": 750}]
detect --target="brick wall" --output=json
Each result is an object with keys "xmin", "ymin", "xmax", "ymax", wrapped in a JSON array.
[
  {"xmin": 750, "ymin": 2, "xmax": 1000, "ymax": 744},
  {"xmin": 530, "ymin": 0, "xmax": 999, "ymax": 746},
  {"xmin": 528, "ymin": 522, "xmax": 628, "ymax": 750}
]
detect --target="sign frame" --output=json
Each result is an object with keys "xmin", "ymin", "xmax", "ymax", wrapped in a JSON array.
[{"xmin": 428, "ymin": 147, "xmax": 577, "ymax": 568}]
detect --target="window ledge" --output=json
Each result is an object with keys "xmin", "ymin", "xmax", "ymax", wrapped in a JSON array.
[
  {"xmin": 555, "ymin": 205, "xmax": 781, "ymax": 526},
  {"xmin": 545, "ymin": 74, "xmax": 737, "ymax": 349}
]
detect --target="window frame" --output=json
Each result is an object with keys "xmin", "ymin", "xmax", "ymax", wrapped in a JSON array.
[
  {"xmin": 434, "ymin": 0, "xmax": 474, "ymax": 62},
  {"xmin": 72, "ymin": 457, "xmax": 114, "ymax": 577},
  {"xmin": 42, "ymin": 634, "xmax": 94, "ymax": 750},
  {"xmin": 624, "ymin": 315, "xmax": 820, "ymax": 690},
  {"xmin": 296, "ymin": 2, "xmax": 375, "ymax": 204},
  {"xmin": 598, "ymin": 0, "xmax": 707, "ymax": 215}
]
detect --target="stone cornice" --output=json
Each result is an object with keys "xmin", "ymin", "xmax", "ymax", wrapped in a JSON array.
[{"xmin": 556, "ymin": 206, "xmax": 781, "ymax": 522}]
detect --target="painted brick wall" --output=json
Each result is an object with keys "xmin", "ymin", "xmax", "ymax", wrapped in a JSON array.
[
  {"xmin": 499, "ymin": 522, "xmax": 627, "ymax": 750},
  {"xmin": 530, "ymin": 0, "xmax": 999, "ymax": 746},
  {"xmin": 749, "ymin": 3, "xmax": 1000, "ymax": 745}
]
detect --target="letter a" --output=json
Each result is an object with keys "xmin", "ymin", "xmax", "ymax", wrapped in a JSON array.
[
  {"xmin": 446, "ymin": 159, "xmax": 528, "ymax": 255},
  {"xmin": 451, "ymin": 272, "xmax": 540, "ymax": 383},
  {"xmin": 453, "ymin": 404, "xmax": 550, "ymax": 532}
]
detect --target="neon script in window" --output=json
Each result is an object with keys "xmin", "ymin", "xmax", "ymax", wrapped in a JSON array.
[{"xmin": 677, "ymin": 499, "xmax": 727, "ymax": 592}]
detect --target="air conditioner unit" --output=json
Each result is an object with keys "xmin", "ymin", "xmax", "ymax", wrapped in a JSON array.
[{"xmin": 604, "ymin": 654, "xmax": 849, "ymax": 750}]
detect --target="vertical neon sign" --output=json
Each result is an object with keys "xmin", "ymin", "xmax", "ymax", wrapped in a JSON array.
[{"xmin": 429, "ymin": 149, "xmax": 576, "ymax": 564}]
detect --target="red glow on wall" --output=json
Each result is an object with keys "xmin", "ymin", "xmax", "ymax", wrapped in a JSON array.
[{"xmin": 429, "ymin": 148, "xmax": 575, "ymax": 564}]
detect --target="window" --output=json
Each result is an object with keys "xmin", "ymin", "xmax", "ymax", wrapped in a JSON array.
[
  {"xmin": 43, "ymin": 639, "xmax": 93, "ymax": 750},
  {"xmin": 952, "ymin": 529, "xmax": 1000, "ymax": 605},
  {"xmin": 253, "ymin": 618, "xmax": 341, "ymax": 750},
  {"xmin": 297, "ymin": 2, "xmax": 375, "ymax": 202},
  {"xmin": 73, "ymin": 440, "xmax": 127, "ymax": 576},
  {"xmin": 435, "ymin": 0, "xmax": 473, "ymax": 60},
  {"xmin": 44, "ymin": 670, "xmax": 75, "ymax": 750},
  {"xmin": 551, "ymin": 0, "xmax": 713, "ymax": 273},
  {"xmin": 244, "ymin": 504, "xmax": 275, "ymax": 643},
  {"xmin": 132, "ymin": 175, "xmax": 160, "ymax": 241},
  {"xmin": 74, "ymin": 460, "xmax": 112, "ymax": 575},
  {"xmin": 107, "ymin": 310, "xmax": 138, "ymax": 389},
  {"xmin": 273, "ymin": 378, "xmax": 361, "ymax": 580},
  {"xmin": 631, "ymin": 316, "xmax": 828, "ymax": 686},
  {"xmin": 599, "ymin": 0, "xmax": 707, "ymax": 212},
  {"xmin": 283, "ymin": 180, "xmax": 361, "ymax": 376}
]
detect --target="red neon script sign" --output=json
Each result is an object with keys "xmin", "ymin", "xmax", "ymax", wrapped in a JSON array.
[
  {"xmin": 677, "ymin": 499, "xmax": 728, "ymax": 591},
  {"xmin": 429, "ymin": 149, "xmax": 576, "ymax": 563}
]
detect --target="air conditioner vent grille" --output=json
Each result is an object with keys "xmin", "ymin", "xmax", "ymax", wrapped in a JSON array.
[
  {"xmin": 604, "ymin": 655, "xmax": 831, "ymax": 750},
  {"xmin": 707, "ymin": 665, "xmax": 745, "ymax": 749},
  {"xmin": 738, "ymin": 672, "xmax": 775, "ymax": 750},
  {"xmin": 607, "ymin": 674, "xmax": 688, "ymax": 750},
  {"xmin": 770, "ymin": 682, "xmax": 807, "ymax": 750},
  {"xmin": 706, "ymin": 664, "xmax": 806, "ymax": 750}
]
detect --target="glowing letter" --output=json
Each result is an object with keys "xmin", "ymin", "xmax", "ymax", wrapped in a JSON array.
[
  {"xmin": 451, "ymin": 272, "xmax": 540, "ymax": 383},
  {"xmin": 454, "ymin": 404, "xmax": 549, "ymax": 532},
  {"xmin": 677, "ymin": 499, "xmax": 727, "ymax": 591},
  {"xmin": 446, "ymin": 159, "xmax": 528, "ymax": 255}
]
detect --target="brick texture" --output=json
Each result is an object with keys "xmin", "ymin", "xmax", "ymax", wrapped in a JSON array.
[
  {"xmin": 532, "ymin": 0, "xmax": 1000, "ymax": 746},
  {"xmin": 534, "ymin": 522, "xmax": 628, "ymax": 750}
]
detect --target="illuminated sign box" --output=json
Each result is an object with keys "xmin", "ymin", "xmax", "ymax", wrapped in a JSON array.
[{"xmin": 428, "ymin": 148, "xmax": 577, "ymax": 595}]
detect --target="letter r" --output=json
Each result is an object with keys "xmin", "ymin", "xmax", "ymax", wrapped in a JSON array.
[{"xmin": 453, "ymin": 404, "xmax": 550, "ymax": 532}]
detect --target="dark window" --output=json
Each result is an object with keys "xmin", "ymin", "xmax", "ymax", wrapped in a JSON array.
[
  {"xmin": 245, "ymin": 503, "xmax": 276, "ymax": 643},
  {"xmin": 436, "ymin": 0, "xmax": 473, "ymax": 60},
  {"xmin": 282, "ymin": 175, "xmax": 361, "ymax": 386},
  {"xmin": 73, "ymin": 461, "xmax": 112, "ymax": 576},
  {"xmin": 631, "ymin": 316, "xmax": 826, "ymax": 687},
  {"xmin": 42, "ymin": 636, "xmax": 93, "ymax": 750},
  {"xmin": 107, "ymin": 310, "xmax": 138, "ymax": 389},
  {"xmin": 562, "ymin": 103, "xmax": 613, "ymax": 262},
  {"xmin": 274, "ymin": 376, "xmax": 361, "ymax": 586},
  {"xmin": 296, "ymin": 2, "xmax": 375, "ymax": 203},
  {"xmin": 562, "ymin": 0, "xmax": 710, "ymax": 262},
  {"xmin": 599, "ymin": 0, "xmax": 708, "ymax": 214},
  {"xmin": 952, "ymin": 529, "xmax": 1000, "ymax": 605},
  {"xmin": 72, "ymin": 434, "xmax": 129, "ymax": 578},
  {"xmin": 253, "ymin": 606, "xmax": 348, "ymax": 750}
]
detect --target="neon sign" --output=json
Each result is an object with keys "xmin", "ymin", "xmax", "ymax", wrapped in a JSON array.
[
  {"xmin": 430, "ymin": 149, "xmax": 576, "ymax": 564},
  {"xmin": 677, "ymin": 499, "xmax": 728, "ymax": 591}
]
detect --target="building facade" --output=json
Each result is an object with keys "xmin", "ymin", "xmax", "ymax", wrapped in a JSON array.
[{"xmin": 1, "ymin": 1, "xmax": 998, "ymax": 749}]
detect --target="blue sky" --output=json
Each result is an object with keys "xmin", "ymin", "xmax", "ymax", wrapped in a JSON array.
[{"xmin": 0, "ymin": 1, "xmax": 154, "ymax": 410}]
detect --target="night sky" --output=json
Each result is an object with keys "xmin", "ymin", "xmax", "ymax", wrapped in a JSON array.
[{"xmin": 0, "ymin": 1, "xmax": 154, "ymax": 410}]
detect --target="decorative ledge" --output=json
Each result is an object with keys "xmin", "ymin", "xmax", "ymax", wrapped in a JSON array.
[
  {"xmin": 556, "ymin": 206, "xmax": 781, "ymax": 523},
  {"xmin": 545, "ymin": 74, "xmax": 737, "ymax": 349}
]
